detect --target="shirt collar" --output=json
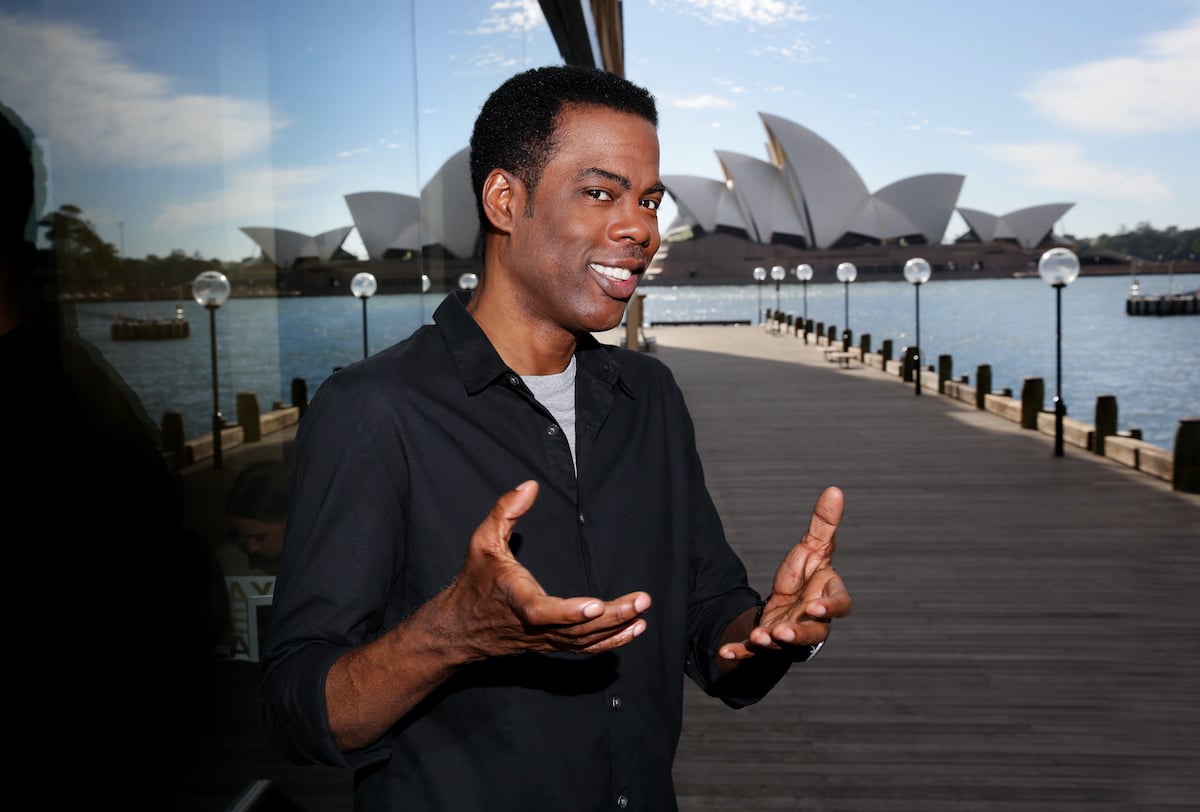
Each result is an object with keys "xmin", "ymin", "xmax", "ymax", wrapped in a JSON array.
[{"xmin": 433, "ymin": 290, "xmax": 630, "ymax": 397}]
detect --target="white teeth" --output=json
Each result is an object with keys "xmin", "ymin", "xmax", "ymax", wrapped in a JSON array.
[{"xmin": 590, "ymin": 263, "xmax": 632, "ymax": 281}]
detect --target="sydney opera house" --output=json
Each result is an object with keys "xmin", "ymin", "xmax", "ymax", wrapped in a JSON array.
[{"xmin": 240, "ymin": 112, "xmax": 1078, "ymax": 293}]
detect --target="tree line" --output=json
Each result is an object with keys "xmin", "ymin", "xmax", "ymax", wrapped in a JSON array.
[
  {"xmin": 36, "ymin": 204, "xmax": 267, "ymax": 299},
  {"xmin": 1076, "ymin": 222, "xmax": 1200, "ymax": 263}
]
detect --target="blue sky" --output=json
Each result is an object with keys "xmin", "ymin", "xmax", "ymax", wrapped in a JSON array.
[{"xmin": 2, "ymin": 0, "xmax": 1197, "ymax": 262}]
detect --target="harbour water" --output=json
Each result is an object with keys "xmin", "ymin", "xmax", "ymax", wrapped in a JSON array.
[{"xmin": 74, "ymin": 273, "xmax": 1198, "ymax": 452}]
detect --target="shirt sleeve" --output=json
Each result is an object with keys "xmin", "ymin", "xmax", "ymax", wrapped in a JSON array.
[{"xmin": 258, "ymin": 372, "xmax": 407, "ymax": 768}]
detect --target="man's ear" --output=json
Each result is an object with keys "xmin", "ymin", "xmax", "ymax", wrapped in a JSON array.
[{"xmin": 481, "ymin": 169, "xmax": 521, "ymax": 234}]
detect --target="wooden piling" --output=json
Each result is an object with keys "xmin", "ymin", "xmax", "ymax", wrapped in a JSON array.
[
  {"xmin": 1175, "ymin": 418, "xmax": 1200, "ymax": 493},
  {"xmin": 1020, "ymin": 377, "xmax": 1044, "ymax": 429},
  {"xmin": 1095, "ymin": 395, "xmax": 1118, "ymax": 456},
  {"xmin": 937, "ymin": 354, "xmax": 952, "ymax": 395},
  {"xmin": 975, "ymin": 364, "xmax": 992, "ymax": 409},
  {"xmin": 236, "ymin": 393, "xmax": 262, "ymax": 443}
]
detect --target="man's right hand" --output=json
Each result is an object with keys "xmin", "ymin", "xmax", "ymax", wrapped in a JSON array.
[
  {"xmin": 439, "ymin": 480, "xmax": 651, "ymax": 660},
  {"xmin": 325, "ymin": 480, "xmax": 650, "ymax": 752}
]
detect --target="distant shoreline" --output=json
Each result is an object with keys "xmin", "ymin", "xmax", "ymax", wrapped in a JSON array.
[{"xmin": 57, "ymin": 261, "xmax": 1197, "ymax": 303}]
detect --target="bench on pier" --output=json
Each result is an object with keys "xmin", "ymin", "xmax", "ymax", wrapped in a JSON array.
[{"xmin": 823, "ymin": 349, "xmax": 855, "ymax": 369}]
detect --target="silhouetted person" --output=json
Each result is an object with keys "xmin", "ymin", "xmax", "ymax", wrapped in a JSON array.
[{"xmin": 1, "ymin": 99, "xmax": 221, "ymax": 808}]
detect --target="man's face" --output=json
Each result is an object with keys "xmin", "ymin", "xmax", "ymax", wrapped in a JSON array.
[
  {"xmin": 503, "ymin": 104, "xmax": 663, "ymax": 334},
  {"xmin": 230, "ymin": 515, "xmax": 285, "ymax": 574}
]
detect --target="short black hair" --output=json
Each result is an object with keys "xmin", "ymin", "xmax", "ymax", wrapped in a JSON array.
[{"xmin": 468, "ymin": 66, "xmax": 658, "ymax": 238}]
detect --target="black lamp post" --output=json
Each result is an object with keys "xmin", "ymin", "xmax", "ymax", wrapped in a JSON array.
[
  {"xmin": 753, "ymin": 266, "xmax": 766, "ymax": 323},
  {"xmin": 770, "ymin": 265, "xmax": 786, "ymax": 312},
  {"xmin": 903, "ymin": 257, "xmax": 932, "ymax": 396},
  {"xmin": 835, "ymin": 261, "xmax": 857, "ymax": 348},
  {"xmin": 1037, "ymin": 247, "xmax": 1081, "ymax": 457},
  {"xmin": 192, "ymin": 270, "xmax": 231, "ymax": 469},
  {"xmin": 351, "ymin": 271, "xmax": 377, "ymax": 360},
  {"xmin": 795, "ymin": 263, "xmax": 813, "ymax": 342}
]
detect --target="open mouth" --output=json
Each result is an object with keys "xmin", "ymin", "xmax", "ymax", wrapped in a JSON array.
[
  {"xmin": 589, "ymin": 262, "xmax": 643, "ymax": 300},
  {"xmin": 590, "ymin": 262, "xmax": 634, "ymax": 282}
]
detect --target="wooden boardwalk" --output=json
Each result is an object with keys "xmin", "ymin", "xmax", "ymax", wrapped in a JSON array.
[{"xmin": 188, "ymin": 325, "xmax": 1200, "ymax": 811}]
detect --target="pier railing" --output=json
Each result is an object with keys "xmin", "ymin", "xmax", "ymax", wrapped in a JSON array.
[
  {"xmin": 761, "ymin": 308, "xmax": 1199, "ymax": 494},
  {"xmin": 161, "ymin": 378, "xmax": 308, "ymax": 470}
]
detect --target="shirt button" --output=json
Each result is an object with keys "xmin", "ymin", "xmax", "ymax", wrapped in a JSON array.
[
  {"xmin": 611, "ymin": 696, "xmax": 622, "ymax": 710},
  {"xmin": 616, "ymin": 795, "xmax": 628, "ymax": 809},
  {"xmin": 578, "ymin": 513, "xmax": 586, "ymax": 525},
  {"xmin": 546, "ymin": 423, "xmax": 559, "ymax": 436},
  {"xmin": 506, "ymin": 373, "xmax": 520, "ymax": 386}
]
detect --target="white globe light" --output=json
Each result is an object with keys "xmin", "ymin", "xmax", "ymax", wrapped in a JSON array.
[
  {"xmin": 421, "ymin": 274, "xmax": 431, "ymax": 293},
  {"xmin": 903, "ymin": 257, "xmax": 932, "ymax": 285},
  {"xmin": 1038, "ymin": 248, "xmax": 1081, "ymax": 287},
  {"xmin": 835, "ymin": 262, "xmax": 858, "ymax": 283},
  {"xmin": 753, "ymin": 266, "xmax": 767, "ymax": 281},
  {"xmin": 191, "ymin": 270, "xmax": 231, "ymax": 308},
  {"xmin": 770, "ymin": 265, "xmax": 786, "ymax": 281},
  {"xmin": 351, "ymin": 271, "xmax": 378, "ymax": 299},
  {"xmin": 794, "ymin": 264, "xmax": 813, "ymax": 281},
  {"xmin": 458, "ymin": 272, "xmax": 479, "ymax": 290}
]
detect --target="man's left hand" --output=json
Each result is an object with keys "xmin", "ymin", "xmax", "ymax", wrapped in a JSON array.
[{"xmin": 718, "ymin": 486, "xmax": 853, "ymax": 661}]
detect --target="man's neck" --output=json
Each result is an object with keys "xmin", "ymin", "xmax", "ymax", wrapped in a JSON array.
[{"xmin": 466, "ymin": 286, "xmax": 578, "ymax": 376}]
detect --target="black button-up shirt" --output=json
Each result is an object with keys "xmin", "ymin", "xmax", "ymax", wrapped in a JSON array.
[{"xmin": 260, "ymin": 291, "xmax": 786, "ymax": 810}]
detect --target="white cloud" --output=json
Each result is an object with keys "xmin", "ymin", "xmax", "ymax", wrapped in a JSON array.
[
  {"xmin": 668, "ymin": 93, "xmax": 736, "ymax": 109},
  {"xmin": 978, "ymin": 142, "xmax": 1171, "ymax": 202},
  {"xmin": 338, "ymin": 146, "xmax": 371, "ymax": 158},
  {"xmin": 939, "ymin": 127, "xmax": 973, "ymax": 138},
  {"xmin": 1020, "ymin": 12, "xmax": 1200, "ymax": 134},
  {"xmin": 467, "ymin": 0, "xmax": 545, "ymax": 36},
  {"xmin": 670, "ymin": 0, "xmax": 819, "ymax": 62},
  {"xmin": 153, "ymin": 166, "xmax": 332, "ymax": 231},
  {"xmin": 0, "ymin": 12, "xmax": 287, "ymax": 168},
  {"xmin": 672, "ymin": 0, "xmax": 814, "ymax": 26}
]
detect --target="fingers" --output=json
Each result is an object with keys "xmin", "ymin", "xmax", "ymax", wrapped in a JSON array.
[
  {"xmin": 523, "ymin": 589, "xmax": 651, "ymax": 631},
  {"xmin": 802, "ymin": 486, "xmax": 844, "ymax": 557},
  {"xmin": 460, "ymin": 482, "xmax": 654, "ymax": 657},
  {"xmin": 474, "ymin": 480, "xmax": 540, "ymax": 558}
]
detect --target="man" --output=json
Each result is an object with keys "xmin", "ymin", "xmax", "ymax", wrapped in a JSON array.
[
  {"xmin": 259, "ymin": 65, "xmax": 852, "ymax": 810},
  {"xmin": 225, "ymin": 459, "xmax": 293, "ymax": 575}
]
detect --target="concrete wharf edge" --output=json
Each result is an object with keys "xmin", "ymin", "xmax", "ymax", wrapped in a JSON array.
[{"xmin": 190, "ymin": 323, "xmax": 1200, "ymax": 812}]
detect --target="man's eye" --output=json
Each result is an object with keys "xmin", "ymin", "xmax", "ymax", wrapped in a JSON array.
[
  {"xmin": 586, "ymin": 189, "xmax": 614, "ymax": 201},
  {"xmin": 641, "ymin": 198, "xmax": 661, "ymax": 211}
]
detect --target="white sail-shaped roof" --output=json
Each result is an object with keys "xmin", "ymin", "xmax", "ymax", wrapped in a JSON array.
[
  {"xmin": 312, "ymin": 226, "xmax": 354, "ymax": 260},
  {"xmin": 715, "ymin": 150, "xmax": 778, "ymax": 243},
  {"xmin": 420, "ymin": 147, "xmax": 478, "ymax": 259},
  {"xmin": 846, "ymin": 197, "xmax": 918, "ymax": 242},
  {"xmin": 662, "ymin": 175, "xmax": 727, "ymax": 233},
  {"xmin": 873, "ymin": 173, "xmax": 965, "ymax": 244},
  {"xmin": 759, "ymin": 112, "xmax": 870, "ymax": 250},
  {"xmin": 344, "ymin": 191, "xmax": 421, "ymax": 260},
  {"xmin": 957, "ymin": 207, "xmax": 999, "ymax": 242},
  {"xmin": 1001, "ymin": 203, "xmax": 1075, "ymax": 249},
  {"xmin": 239, "ymin": 227, "xmax": 314, "ymax": 269}
]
